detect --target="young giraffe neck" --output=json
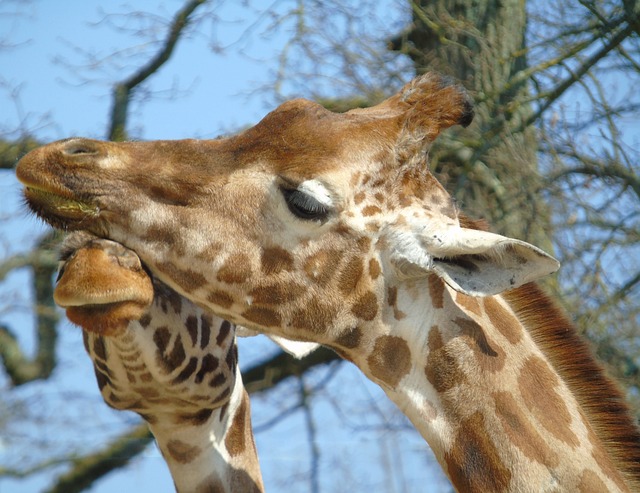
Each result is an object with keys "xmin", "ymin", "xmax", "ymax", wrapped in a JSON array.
[
  {"xmin": 57, "ymin": 236, "xmax": 263, "ymax": 493},
  {"xmin": 333, "ymin": 276, "xmax": 637, "ymax": 493}
]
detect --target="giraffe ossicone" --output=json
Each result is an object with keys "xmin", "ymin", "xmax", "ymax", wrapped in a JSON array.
[{"xmin": 18, "ymin": 72, "xmax": 640, "ymax": 492}]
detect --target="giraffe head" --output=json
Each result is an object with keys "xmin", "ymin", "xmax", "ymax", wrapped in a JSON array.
[
  {"xmin": 17, "ymin": 73, "xmax": 558, "ymax": 351},
  {"xmin": 54, "ymin": 231, "xmax": 154, "ymax": 336}
]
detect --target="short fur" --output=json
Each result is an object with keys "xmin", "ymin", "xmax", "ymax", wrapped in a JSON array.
[{"xmin": 462, "ymin": 214, "xmax": 640, "ymax": 489}]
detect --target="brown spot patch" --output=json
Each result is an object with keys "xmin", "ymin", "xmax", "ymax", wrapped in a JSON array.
[
  {"xmin": 195, "ymin": 242, "xmax": 222, "ymax": 262},
  {"xmin": 195, "ymin": 354, "xmax": 219, "ymax": 384},
  {"xmin": 162, "ymin": 288, "xmax": 183, "ymax": 314},
  {"xmin": 176, "ymin": 408, "xmax": 214, "ymax": 426},
  {"xmin": 368, "ymin": 258, "xmax": 381, "ymax": 279},
  {"xmin": 492, "ymin": 391, "xmax": 559, "ymax": 468},
  {"xmin": 361, "ymin": 205, "xmax": 382, "ymax": 216},
  {"xmin": 518, "ymin": 356, "xmax": 579, "ymax": 447},
  {"xmin": 138, "ymin": 313, "xmax": 152, "ymax": 328},
  {"xmin": 455, "ymin": 292, "xmax": 482, "ymax": 316},
  {"xmin": 261, "ymin": 247, "xmax": 294, "ymax": 274},
  {"xmin": 158, "ymin": 261, "xmax": 207, "ymax": 291},
  {"xmin": 242, "ymin": 306, "xmax": 281, "ymax": 328},
  {"xmin": 428, "ymin": 275, "xmax": 444, "ymax": 309},
  {"xmin": 338, "ymin": 257, "xmax": 364, "ymax": 294},
  {"xmin": 367, "ymin": 335, "xmax": 412, "ymax": 387},
  {"xmin": 216, "ymin": 320, "xmax": 232, "ymax": 346},
  {"xmin": 425, "ymin": 326, "xmax": 465, "ymax": 393},
  {"xmin": 445, "ymin": 412, "xmax": 511, "ymax": 493},
  {"xmin": 93, "ymin": 337, "xmax": 107, "ymax": 360},
  {"xmin": 185, "ymin": 315, "xmax": 199, "ymax": 346},
  {"xmin": 143, "ymin": 225, "xmax": 178, "ymax": 249},
  {"xmin": 195, "ymin": 475, "xmax": 225, "ymax": 493},
  {"xmin": 207, "ymin": 290, "xmax": 234, "ymax": 309},
  {"xmin": 303, "ymin": 249, "xmax": 342, "ymax": 284},
  {"xmin": 200, "ymin": 315, "xmax": 212, "ymax": 349},
  {"xmin": 225, "ymin": 342, "xmax": 238, "ymax": 371},
  {"xmin": 225, "ymin": 392, "xmax": 250, "ymax": 457},
  {"xmin": 356, "ymin": 236, "xmax": 372, "ymax": 252},
  {"xmin": 172, "ymin": 356, "xmax": 199, "ymax": 384},
  {"xmin": 387, "ymin": 286, "xmax": 407, "ymax": 320},
  {"xmin": 454, "ymin": 317, "xmax": 505, "ymax": 372},
  {"xmin": 578, "ymin": 470, "xmax": 609, "ymax": 493},
  {"xmin": 333, "ymin": 326, "xmax": 363, "ymax": 349},
  {"xmin": 351, "ymin": 291, "xmax": 378, "ymax": 321},
  {"xmin": 209, "ymin": 372, "xmax": 226, "ymax": 388},
  {"xmin": 217, "ymin": 253, "xmax": 252, "ymax": 284},
  {"xmin": 353, "ymin": 191, "xmax": 366, "ymax": 204},
  {"xmin": 291, "ymin": 298, "xmax": 338, "ymax": 334},
  {"xmin": 249, "ymin": 282, "xmax": 302, "ymax": 304},
  {"xmin": 166, "ymin": 439, "xmax": 202, "ymax": 464},
  {"xmin": 483, "ymin": 297, "xmax": 522, "ymax": 345},
  {"xmin": 154, "ymin": 328, "xmax": 187, "ymax": 373}
]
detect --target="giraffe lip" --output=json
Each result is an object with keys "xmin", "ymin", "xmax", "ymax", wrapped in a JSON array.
[
  {"xmin": 23, "ymin": 185, "xmax": 98, "ymax": 229},
  {"xmin": 54, "ymin": 285, "xmax": 147, "ymax": 308}
]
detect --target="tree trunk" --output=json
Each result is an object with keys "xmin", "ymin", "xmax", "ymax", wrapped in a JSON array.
[{"xmin": 393, "ymin": 0, "xmax": 551, "ymax": 249}]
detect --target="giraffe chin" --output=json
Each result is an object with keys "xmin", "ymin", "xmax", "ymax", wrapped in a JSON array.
[{"xmin": 65, "ymin": 301, "xmax": 148, "ymax": 337}]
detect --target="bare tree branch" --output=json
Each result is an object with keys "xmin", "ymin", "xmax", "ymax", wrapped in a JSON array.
[
  {"xmin": 108, "ymin": 0, "xmax": 208, "ymax": 141},
  {"xmin": 525, "ymin": 22, "xmax": 635, "ymax": 128},
  {"xmin": 299, "ymin": 376, "xmax": 321, "ymax": 493},
  {"xmin": 0, "ymin": 230, "xmax": 60, "ymax": 385},
  {"xmin": 42, "ymin": 346, "xmax": 340, "ymax": 492},
  {"xmin": 0, "ymin": 137, "xmax": 41, "ymax": 169},
  {"xmin": 43, "ymin": 424, "xmax": 153, "ymax": 493}
]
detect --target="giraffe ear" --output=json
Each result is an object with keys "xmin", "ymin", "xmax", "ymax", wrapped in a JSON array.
[{"xmin": 390, "ymin": 227, "xmax": 559, "ymax": 296}]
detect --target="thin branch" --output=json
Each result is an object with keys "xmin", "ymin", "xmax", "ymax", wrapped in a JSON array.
[
  {"xmin": 0, "ymin": 230, "xmax": 61, "ymax": 385},
  {"xmin": 43, "ymin": 424, "xmax": 153, "ymax": 493},
  {"xmin": 525, "ymin": 22, "xmax": 635, "ymax": 128},
  {"xmin": 547, "ymin": 162, "xmax": 640, "ymax": 202},
  {"xmin": 0, "ymin": 137, "xmax": 41, "ymax": 170},
  {"xmin": 299, "ymin": 376, "xmax": 320, "ymax": 493},
  {"xmin": 108, "ymin": 0, "xmax": 208, "ymax": 141},
  {"xmin": 243, "ymin": 346, "xmax": 339, "ymax": 395},
  {"xmin": 41, "ymin": 346, "xmax": 340, "ymax": 491}
]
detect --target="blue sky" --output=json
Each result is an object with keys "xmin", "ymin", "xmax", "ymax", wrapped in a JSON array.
[{"xmin": 0, "ymin": 2, "xmax": 448, "ymax": 492}]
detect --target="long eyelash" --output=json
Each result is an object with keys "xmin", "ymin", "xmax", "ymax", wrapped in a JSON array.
[{"xmin": 281, "ymin": 188, "xmax": 329, "ymax": 220}]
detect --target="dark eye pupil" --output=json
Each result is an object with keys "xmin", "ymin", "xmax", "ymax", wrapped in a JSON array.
[{"xmin": 281, "ymin": 188, "xmax": 329, "ymax": 221}]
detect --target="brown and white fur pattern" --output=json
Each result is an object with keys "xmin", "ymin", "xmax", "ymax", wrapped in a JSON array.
[
  {"xmin": 55, "ymin": 232, "xmax": 263, "ymax": 493},
  {"xmin": 20, "ymin": 73, "xmax": 640, "ymax": 492}
]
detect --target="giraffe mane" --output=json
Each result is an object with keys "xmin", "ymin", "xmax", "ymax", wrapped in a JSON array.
[
  {"xmin": 504, "ymin": 283, "xmax": 640, "ymax": 490},
  {"xmin": 458, "ymin": 213, "xmax": 640, "ymax": 488}
]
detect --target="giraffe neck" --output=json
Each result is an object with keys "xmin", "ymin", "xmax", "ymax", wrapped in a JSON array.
[
  {"xmin": 336, "ymin": 277, "xmax": 636, "ymax": 493},
  {"xmin": 80, "ymin": 280, "xmax": 265, "ymax": 493},
  {"xmin": 148, "ymin": 376, "xmax": 263, "ymax": 493},
  {"xmin": 85, "ymin": 324, "xmax": 264, "ymax": 493}
]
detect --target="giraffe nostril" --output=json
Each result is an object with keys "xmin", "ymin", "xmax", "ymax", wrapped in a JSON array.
[{"xmin": 61, "ymin": 138, "xmax": 100, "ymax": 157}]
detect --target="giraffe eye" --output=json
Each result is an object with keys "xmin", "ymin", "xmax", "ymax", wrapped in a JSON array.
[{"xmin": 281, "ymin": 188, "xmax": 329, "ymax": 221}]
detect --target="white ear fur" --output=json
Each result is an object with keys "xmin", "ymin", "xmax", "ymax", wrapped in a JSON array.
[
  {"xmin": 236, "ymin": 326, "xmax": 319, "ymax": 359},
  {"xmin": 390, "ymin": 226, "xmax": 559, "ymax": 296}
]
